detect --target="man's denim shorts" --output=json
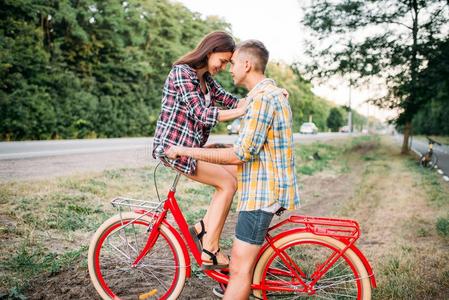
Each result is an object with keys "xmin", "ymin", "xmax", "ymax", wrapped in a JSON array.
[{"xmin": 235, "ymin": 210, "xmax": 274, "ymax": 245}]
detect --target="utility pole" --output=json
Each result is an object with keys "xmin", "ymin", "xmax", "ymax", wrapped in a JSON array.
[
  {"xmin": 367, "ymin": 104, "xmax": 370, "ymax": 133},
  {"xmin": 348, "ymin": 79, "xmax": 352, "ymax": 133}
]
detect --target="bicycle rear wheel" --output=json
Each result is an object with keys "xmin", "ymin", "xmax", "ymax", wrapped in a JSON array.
[
  {"xmin": 88, "ymin": 212, "xmax": 186, "ymax": 300},
  {"xmin": 420, "ymin": 153, "xmax": 437, "ymax": 168},
  {"xmin": 253, "ymin": 232, "xmax": 371, "ymax": 299}
]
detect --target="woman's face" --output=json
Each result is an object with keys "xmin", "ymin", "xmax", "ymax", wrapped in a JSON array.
[{"xmin": 207, "ymin": 51, "xmax": 233, "ymax": 76}]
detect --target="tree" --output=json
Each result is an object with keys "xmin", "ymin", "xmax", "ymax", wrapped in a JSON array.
[
  {"xmin": 302, "ymin": 0, "xmax": 449, "ymax": 153},
  {"xmin": 327, "ymin": 107, "xmax": 344, "ymax": 132},
  {"xmin": 0, "ymin": 0, "xmax": 236, "ymax": 140},
  {"xmin": 412, "ymin": 38, "xmax": 449, "ymax": 135}
]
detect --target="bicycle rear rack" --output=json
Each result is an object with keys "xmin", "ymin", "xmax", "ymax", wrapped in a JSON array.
[
  {"xmin": 269, "ymin": 215, "xmax": 360, "ymax": 241},
  {"xmin": 111, "ymin": 197, "xmax": 163, "ymax": 212},
  {"xmin": 111, "ymin": 197, "xmax": 164, "ymax": 230}
]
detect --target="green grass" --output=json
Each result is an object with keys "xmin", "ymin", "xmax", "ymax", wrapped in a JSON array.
[
  {"xmin": 405, "ymin": 157, "xmax": 449, "ymax": 238},
  {"xmin": 295, "ymin": 142, "xmax": 344, "ymax": 175},
  {"xmin": 295, "ymin": 135, "xmax": 380, "ymax": 176},
  {"xmin": 0, "ymin": 242, "xmax": 87, "ymax": 299},
  {"xmin": 436, "ymin": 216, "xmax": 449, "ymax": 237},
  {"xmin": 184, "ymin": 208, "xmax": 208, "ymax": 225},
  {"xmin": 374, "ymin": 248, "xmax": 449, "ymax": 300}
]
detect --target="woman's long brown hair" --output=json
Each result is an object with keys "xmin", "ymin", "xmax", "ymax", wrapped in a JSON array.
[{"xmin": 174, "ymin": 31, "xmax": 235, "ymax": 69}]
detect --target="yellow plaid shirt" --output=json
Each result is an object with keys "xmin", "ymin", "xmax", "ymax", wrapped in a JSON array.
[{"xmin": 234, "ymin": 79, "xmax": 300, "ymax": 211}]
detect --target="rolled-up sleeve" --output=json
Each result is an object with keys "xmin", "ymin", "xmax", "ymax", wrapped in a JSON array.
[
  {"xmin": 173, "ymin": 66, "xmax": 219, "ymax": 127},
  {"xmin": 234, "ymin": 95, "xmax": 274, "ymax": 162}
]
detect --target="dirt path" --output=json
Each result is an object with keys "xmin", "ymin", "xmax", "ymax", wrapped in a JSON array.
[{"xmin": 338, "ymin": 140, "xmax": 449, "ymax": 299}]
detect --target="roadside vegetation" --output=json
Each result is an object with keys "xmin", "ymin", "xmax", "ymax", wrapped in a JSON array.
[{"xmin": 1, "ymin": 136, "xmax": 448, "ymax": 299}]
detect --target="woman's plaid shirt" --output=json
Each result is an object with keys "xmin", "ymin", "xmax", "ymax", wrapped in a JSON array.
[
  {"xmin": 234, "ymin": 79, "xmax": 300, "ymax": 211},
  {"xmin": 153, "ymin": 64, "xmax": 238, "ymax": 174}
]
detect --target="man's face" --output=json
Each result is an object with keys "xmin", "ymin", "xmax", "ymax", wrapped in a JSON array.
[{"xmin": 229, "ymin": 50, "xmax": 247, "ymax": 86}]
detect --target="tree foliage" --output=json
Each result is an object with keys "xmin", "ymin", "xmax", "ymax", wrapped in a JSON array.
[
  {"xmin": 327, "ymin": 107, "xmax": 344, "ymax": 132},
  {"xmin": 0, "ymin": 0, "xmax": 234, "ymax": 140},
  {"xmin": 412, "ymin": 38, "xmax": 449, "ymax": 135},
  {"xmin": 1, "ymin": 0, "xmax": 365, "ymax": 140},
  {"xmin": 302, "ymin": 0, "xmax": 449, "ymax": 151}
]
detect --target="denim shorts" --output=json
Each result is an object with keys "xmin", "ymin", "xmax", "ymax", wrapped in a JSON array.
[{"xmin": 235, "ymin": 210, "xmax": 274, "ymax": 245}]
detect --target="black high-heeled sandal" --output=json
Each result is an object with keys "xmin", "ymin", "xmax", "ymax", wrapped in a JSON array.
[
  {"xmin": 201, "ymin": 248, "xmax": 229, "ymax": 270},
  {"xmin": 189, "ymin": 220, "xmax": 206, "ymax": 253}
]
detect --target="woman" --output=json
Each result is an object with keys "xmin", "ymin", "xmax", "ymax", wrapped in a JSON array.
[{"xmin": 152, "ymin": 31, "xmax": 245, "ymax": 269}]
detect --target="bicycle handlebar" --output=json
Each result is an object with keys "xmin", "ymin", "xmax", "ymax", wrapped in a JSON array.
[
  {"xmin": 153, "ymin": 145, "xmax": 182, "ymax": 192},
  {"xmin": 426, "ymin": 137, "xmax": 442, "ymax": 146},
  {"xmin": 154, "ymin": 145, "xmax": 168, "ymax": 160}
]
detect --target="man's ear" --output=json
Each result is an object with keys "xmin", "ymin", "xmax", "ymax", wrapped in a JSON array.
[{"xmin": 244, "ymin": 60, "xmax": 251, "ymax": 73}]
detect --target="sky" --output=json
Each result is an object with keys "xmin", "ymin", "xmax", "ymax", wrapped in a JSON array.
[{"xmin": 175, "ymin": 0, "xmax": 396, "ymax": 122}]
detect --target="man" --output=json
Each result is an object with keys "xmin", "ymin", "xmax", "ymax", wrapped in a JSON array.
[{"xmin": 166, "ymin": 40, "xmax": 300, "ymax": 299}]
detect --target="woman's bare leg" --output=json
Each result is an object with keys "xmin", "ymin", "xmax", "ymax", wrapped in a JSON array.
[{"xmin": 186, "ymin": 161, "xmax": 237, "ymax": 264}]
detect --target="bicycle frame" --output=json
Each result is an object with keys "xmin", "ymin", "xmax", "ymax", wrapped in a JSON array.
[
  {"xmin": 255, "ymin": 216, "xmax": 377, "ymax": 294},
  {"xmin": 125, "ymin": 170, "xmax": 376, "ymax": 296}
]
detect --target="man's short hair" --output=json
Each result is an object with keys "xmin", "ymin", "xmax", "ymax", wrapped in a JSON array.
[{"xmin": 235, "ymin": 40, "xmax": 269, "ymax": 73}]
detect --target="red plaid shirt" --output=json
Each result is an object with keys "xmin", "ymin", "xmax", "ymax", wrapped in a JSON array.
[{"xmin": 152, "ymin": 64, "xmax": 238, "ymax": 174}]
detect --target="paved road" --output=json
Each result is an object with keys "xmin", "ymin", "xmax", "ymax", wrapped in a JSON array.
[
  {"xmin": 0, "ymin": 133, "xmax": 354, "ymax": 182},
  {"xmin": 395, "ymin": 135, "xmax": 449, "ymax": 179}
]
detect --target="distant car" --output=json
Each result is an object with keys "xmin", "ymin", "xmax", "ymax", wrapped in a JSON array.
[
  {"xmin": 227, "ymin": 119, "xmax": 241, "ymax": 135},
  {"xmin": 300, "ymin": 122, "xmax": 318, "ymax": 134},
  {"xmin": 339, "ymin": 125, "xmax": 350, "ymax": 133}
]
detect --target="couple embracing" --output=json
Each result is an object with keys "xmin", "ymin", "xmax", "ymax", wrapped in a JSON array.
[{"xmin": 152, "ymin": 31, "xmax": 300, "ymax": 299}]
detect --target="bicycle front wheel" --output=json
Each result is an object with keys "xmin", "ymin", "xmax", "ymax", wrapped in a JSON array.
[
  {"xmin": 253, "ymin": 232, "xmax": 371, "ymax": 299},
  {"xmin": 420, "ymin": 153, "xmax": 437, "ymax": 168},
  {"xmin": 88, "ymin": 212, "xmax": 186, "ymax": 300}
]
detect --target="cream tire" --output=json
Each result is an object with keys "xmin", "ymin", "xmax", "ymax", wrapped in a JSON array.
[
  {"xmin": 253, "ymin": 232, "xmax": 371, "ymax": 299},
  {"xmin": 88, "ymin": 212, "xmax": 186, "ymax": 300}
]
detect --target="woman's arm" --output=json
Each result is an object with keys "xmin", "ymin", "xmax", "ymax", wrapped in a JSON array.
[
  {"xmin": 204, "ymin": 143, "xmax": 234, "ymax": 148},
  {"xmin": 217, "ymin": 105, "xmax": 246, "ymax": 122},
  {"xmin": 210, "ymin": 77, "xmax": 240, "ymax": 109}
]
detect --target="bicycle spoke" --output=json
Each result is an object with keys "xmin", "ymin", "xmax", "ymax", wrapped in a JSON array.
[
  {"xmin": 262, "ymin": 240, "xmax": 364, "ymax": 299},
  {"xmin": 93, "ymin": 218, "xmax": 183, "ymax": 300}
]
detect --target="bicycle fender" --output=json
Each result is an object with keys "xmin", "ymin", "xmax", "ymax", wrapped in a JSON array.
[
  {"xmin": 260, "ymin": 228, "xmax": 376, "ymax": 288},
  {"xmin": 349, "ymin": 244, "xmax": 377, "ymax": 288}
]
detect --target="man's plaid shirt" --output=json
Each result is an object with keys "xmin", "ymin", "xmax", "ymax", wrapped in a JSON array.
[
  {"xmin": 234, "ymin": 79, "xmax": 300, "ymax": 211},
  {"xmin": 153, "ymin": 64, "xmax": 238, "ymax": 174}
]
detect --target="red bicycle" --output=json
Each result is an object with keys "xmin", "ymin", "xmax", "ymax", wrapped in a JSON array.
[{"xmin": 88, "ymin": 152, "xmax": 376, "ymax": 299}]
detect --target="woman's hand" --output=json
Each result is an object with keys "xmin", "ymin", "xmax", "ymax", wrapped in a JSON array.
[
  {"xmin": 165, "ymin": 145, "xmax": 180, "ymax": 160},
  {"xmin": 236, "ymin": 98, "xmax": 250, "ymax": 117},
  {"xmin": 237, "ymin": 97, "xmax": 249, "ymax": 109},
  {"xmin": 217, "ymin": 98, "xmax": 250, "ymax": 122}
]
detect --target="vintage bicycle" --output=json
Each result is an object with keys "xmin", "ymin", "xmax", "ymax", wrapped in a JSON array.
[
  {"xmin": 88, "ymin": 148, "xmax": 376, "ymax": 299},
  {"xmin": 419, "ymin": 137, "xmax": 442, "ymax": 168}
]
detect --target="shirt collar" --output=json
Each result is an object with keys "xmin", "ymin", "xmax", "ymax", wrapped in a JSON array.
[{"xmin": 247, "ymin": 78, "xmax": 276, "ymax": 98}]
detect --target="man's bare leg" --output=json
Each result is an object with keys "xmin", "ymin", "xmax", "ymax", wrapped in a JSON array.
[{"xmin": 223, "ymin": 239, "xmax": 261, "ymax": 300}]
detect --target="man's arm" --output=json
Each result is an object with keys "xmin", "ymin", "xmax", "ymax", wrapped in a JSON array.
[{"xmin": 166, "ymin": 146, "xmax": 244, "ymax": 165}]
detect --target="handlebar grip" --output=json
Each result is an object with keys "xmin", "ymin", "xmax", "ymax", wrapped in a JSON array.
[{"xmin": 154, "ymin": 145, "xmax": 167, "ymax": 160}]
